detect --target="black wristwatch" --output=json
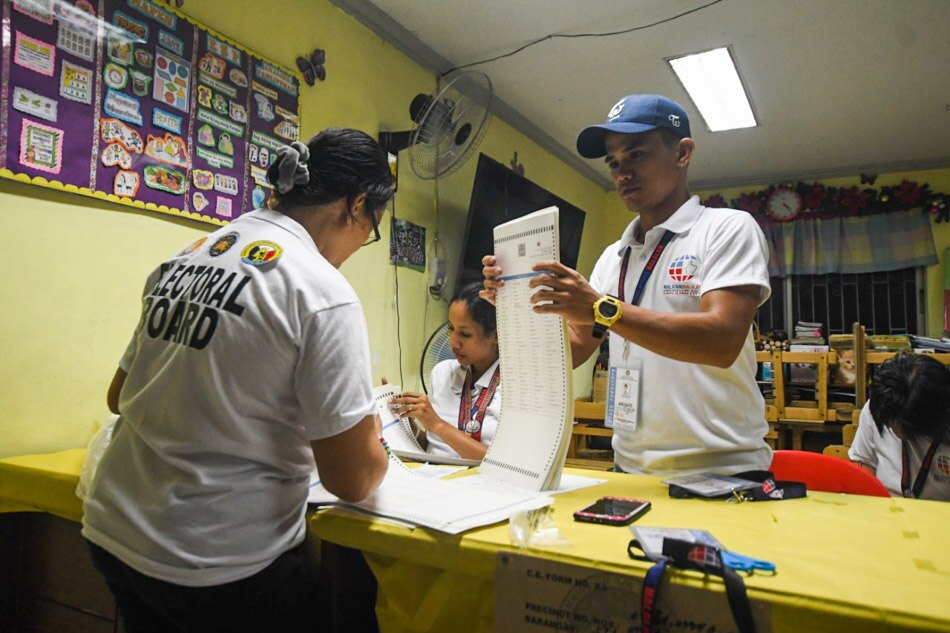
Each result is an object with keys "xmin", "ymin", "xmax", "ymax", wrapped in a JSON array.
[{"xmin": 592, "ymin": 295, "xmax": 623, "ymax": 338}]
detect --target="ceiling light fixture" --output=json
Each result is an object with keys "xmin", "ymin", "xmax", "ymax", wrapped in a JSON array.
[{"xmin": 667, "ymin": 47, "xmax": 757, "ymax": 132}]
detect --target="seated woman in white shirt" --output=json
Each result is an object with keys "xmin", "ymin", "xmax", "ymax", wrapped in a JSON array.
[
  {"xmin": 390, "ymin": 283, "xmax": 500, "ymax": 460},
  {"xmin": 849, "ymin": 353, "xmax": 950, "ymax": 500}
]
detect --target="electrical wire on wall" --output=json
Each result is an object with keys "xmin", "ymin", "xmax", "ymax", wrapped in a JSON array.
[
  {"xmin": 391, "ymin": 192, "xmax": 405, "ymax": 386},
  {"xmin": 440, "ymin": 0, "xmax": 723, "ymax": 76}
]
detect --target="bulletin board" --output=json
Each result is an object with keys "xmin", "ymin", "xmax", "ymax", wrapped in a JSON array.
[{"xmin": 0, "ymin": 0, "xmax": 301, "ymax": 225}]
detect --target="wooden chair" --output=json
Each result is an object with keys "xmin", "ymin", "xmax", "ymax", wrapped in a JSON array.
[
  {"xmin": 568, "ymin": 399, "xmax": 612, "ymax": 464},
  {"xmin": 769, "ymin": 450, "xmax": 889, "ymax": 496}
]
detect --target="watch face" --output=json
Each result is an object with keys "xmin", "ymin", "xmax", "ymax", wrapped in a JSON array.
[{"xmin": 599, "ymin": 302, "xmax": 619, "ymax": 318}]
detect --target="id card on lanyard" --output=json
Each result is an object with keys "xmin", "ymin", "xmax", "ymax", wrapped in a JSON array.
[{"xmin": 605, "ymin": 230, "xmax": 674, "ymax": 432}]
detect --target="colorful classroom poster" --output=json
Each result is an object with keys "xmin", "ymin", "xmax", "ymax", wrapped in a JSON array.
[{"xmin": 0, "ymin": 0, "xmax": 301, "ymax": 225}]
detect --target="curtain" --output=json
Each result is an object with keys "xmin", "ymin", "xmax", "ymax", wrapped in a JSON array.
[{"xmin": 759, "ymin": 210, "xmax": 938, "ymax": 277}]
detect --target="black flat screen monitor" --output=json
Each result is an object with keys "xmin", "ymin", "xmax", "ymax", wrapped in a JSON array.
[{"xmin": 456, "ymin": 154, "xmax": 586, "ymax": 290}]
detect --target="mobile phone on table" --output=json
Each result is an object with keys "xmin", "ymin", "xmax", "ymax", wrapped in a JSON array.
[{"xmin": 573, "ymin": 496, "xmax": 651, "ymax": 526}]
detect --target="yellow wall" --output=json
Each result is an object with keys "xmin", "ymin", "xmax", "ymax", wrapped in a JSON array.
[
  {"xmin": 0, "ymin": 0, "xmax": 608, "ymax": 457},
  {"xmin": 696, "ymin": 167, "xmax": 950, "ymax": 338}
]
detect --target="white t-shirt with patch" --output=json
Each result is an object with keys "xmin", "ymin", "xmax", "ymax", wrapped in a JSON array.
[
  {"xmin": 590, "ymin": 196, "xmax": 772, "ymax": 476},
  {"xmin": 425, "ymin": 358, "xmax": 501, "ymax": 458},
  {"xmin": 849, "ymin": 402, "xmax": 950, "ymax": 500},
  {"xmin": 83, "ymin": 209, "xmax": 376, "ymax": 586}
]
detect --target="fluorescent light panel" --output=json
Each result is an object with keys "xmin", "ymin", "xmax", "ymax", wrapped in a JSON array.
[{"xmin": 668, "ymin": 47, "xmax": 756, "ymax": 132}]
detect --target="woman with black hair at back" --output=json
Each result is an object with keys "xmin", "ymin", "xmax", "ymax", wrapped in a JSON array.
[
  {"xmin": 82, "ymin": 128, "xmax": 393, "ymax": 632},
  {"xmin": 389, "ymin": 282, "xmax": 501, "ymax": 461}
]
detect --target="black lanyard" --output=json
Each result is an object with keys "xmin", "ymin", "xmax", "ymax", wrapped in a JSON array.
[
  {"xmin": 633, "ymin": 538, "xmax": 756, "ymax": 633},
  {"xmin": 901, "ymin": 437, "xmax": 941, "ymax": 499},
  {"xmin": 458, "ymin": 366, "xmax": 500, "ymax": 442},
  {"xmin": 618, "ymin": 230, "xmax": 675, "ymax": 305}
]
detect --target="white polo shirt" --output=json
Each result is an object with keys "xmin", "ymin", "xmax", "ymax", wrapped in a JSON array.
[
  {"xmin": 849, "ymin": 402, "xmax": 950, "ymax": 500},
  {"xmin": 83, "ymin": 208, "xmax": 376, "ymax": 586},
  {"xmin": 425, "ymin": 358, "xmax": 501, "ymax": 458},
  {"xmin": 590, "ymin": 196, "xmax": 772, "ymax": 476}
]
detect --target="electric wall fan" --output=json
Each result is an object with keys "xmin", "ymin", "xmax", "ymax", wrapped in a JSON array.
[
  {"xmin": 379, "ymin": 70, "xmax": 493, "ymax": 180},
  {"xmin": 420, "ymin": 321, "xmax": 455, "ymax": 394}
]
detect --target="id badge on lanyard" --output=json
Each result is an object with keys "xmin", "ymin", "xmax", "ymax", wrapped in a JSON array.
[{"xmin": 604, "ymin": 230, "xmax": 674, "ymax": 431}]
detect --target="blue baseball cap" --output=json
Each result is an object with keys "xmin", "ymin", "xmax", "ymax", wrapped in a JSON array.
[{"xmin": 576, "ymin": 94, "xmax": 691, "ymax": 158}]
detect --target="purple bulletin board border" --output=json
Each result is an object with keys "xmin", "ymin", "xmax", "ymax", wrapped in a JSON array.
[{"xmin": 0, "ymin": 0, "xmax": 302, "ymax": 226}]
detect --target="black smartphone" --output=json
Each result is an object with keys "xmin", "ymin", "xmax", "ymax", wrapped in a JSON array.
[{"xmin": 573, "ymin": 496, "xmax": 651, "ymax": 526}]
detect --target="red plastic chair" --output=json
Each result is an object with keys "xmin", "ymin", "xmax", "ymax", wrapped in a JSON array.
[{"xmin": 769, "ymin": 450, "xmax": 890, "ymax": 497}]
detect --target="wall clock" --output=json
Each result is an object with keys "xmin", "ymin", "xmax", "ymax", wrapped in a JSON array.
[{"xmin": 765, "ymin": 187, "xmax": 803, "ymax": 221}]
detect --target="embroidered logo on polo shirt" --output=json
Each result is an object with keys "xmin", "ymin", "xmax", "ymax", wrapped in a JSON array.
[
  {"xmin": 209, "ymin": 232, "xmax": 239, "ymax": 257},
  {"xmin": 663, "ymin": 254, "xmax": 701, "ymax": 296},
  {"xmin": 241, "ymin": 240, "xmax": 282, "ymax": 266},
  {"xmin": 176, "ymin": 237, "xmax": 207, "ymax": 256},
  {"xmin": 935, "ymin": 454, "xmax": 950, "ymax": 484}
]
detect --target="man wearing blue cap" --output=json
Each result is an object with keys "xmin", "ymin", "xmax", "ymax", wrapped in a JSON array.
[{"xmin": 483, "ymin": 94, "xmax": 772, "ymax": 476}]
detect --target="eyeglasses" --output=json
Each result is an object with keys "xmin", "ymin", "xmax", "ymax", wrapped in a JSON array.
[{"xmin": 361, "ymin": 210, "xmax": 382, "ymax": 247}]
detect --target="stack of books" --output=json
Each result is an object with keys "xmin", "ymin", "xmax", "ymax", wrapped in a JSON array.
[{"xmin": 790, "ymin": 320, "xmax": 826, "ymax": 348}]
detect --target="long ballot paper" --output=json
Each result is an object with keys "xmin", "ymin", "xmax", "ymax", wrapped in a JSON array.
[
  {"xmin": 308, "ymin": 455, "xmax": 551, "ymax": 534},
  {"xmin": 373, "ymin": 384, "xmax": 480, "ymax": 467},
  {"xmin": 480, "ymin": 207, "xmax": 574, "ymax": 491}
]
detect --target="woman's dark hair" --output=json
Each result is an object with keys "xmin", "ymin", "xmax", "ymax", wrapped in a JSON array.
[
  {"xmin": 450, "ymin": 282, "xmax": 496, "ymax": 335},
  {"xmin": 267, "ymin": 127, "xmax": 394, "ymax": 217},
  {"xmin": 869, "ymin": 353, "xmax": 950, "ymax": 441}
]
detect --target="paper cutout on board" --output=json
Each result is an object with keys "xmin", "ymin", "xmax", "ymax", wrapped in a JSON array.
[
  {"xmin": 212, "ymin": 94, "xmax": 228, "ymax": 115},
  {"xmin": 101, "ymin": 143, "xmax": 133, "ymax": 169},
  {"xmin": 253, "ymin": 93, "xmax": 275, "ymax": 121},
  {"xmin": 144, "ymin": 133, "xmax": 189, "ymax": 168},
  {"xmin": 131, "ymin": 70, "xmax": 152, "ymax": 97},
  {"xmin": 143, "ymin": 164, "xmax": 185, "ymax": 194},
  {"xmin": 101, "ymin": 118, "xmax": 143, "ymax": 153},
  {"xmin": 275, "ymin": 106, "xmax": 299, "ymax": 123},
  {"xmin": 229, "ymin": 68, "xmax": 248, "ymax": 88},
  {"xmin": 60, "ymin": 61, "xmax": 93, "ymax": 104},
  {"xmin": 107, "ymin": 38, "xmax": 134, "ymax": 66},
  {"xmin": 273, "ymin": 120, "xmax": 298, "ymax": 142},
  {"xmin": 214, "ymin": 173, "xmax": 238, "ymax": 195},
  {"xmin": 192, "ymin": 170, "xmax": 213, "ymax": 190},
  {"xmin": 251, "ymin": 80, "xmax": 278, "ymax": 101},
  {"xmin": 197, "ymin": 124, "xmax": 215, "ymax": 146},
  {"xmin": 103, "ymin": 89, "xmax": 143, "ymax": 126},
  {"xmin": 249, "ymin": 165, "xmax": 271, "ymax": 188},
  {"xmin": 13, "ymin": 87, "xmax": 58, "ymax": 122},
  {"xmin": 113, "ymin": 10, "xmax": 148, "ymax": 41},
  {"xmin": 195, "ymin": 146, "xmax": 233, "ymax": 169},
  {"xmin": 192, "ymin": 191, "xmax": 209, "ymax": 211},
  {"xmin": 127, "ymin": 0, "xmax": 176, "ymax": 28},
  {"xmin": 134, "ymin": 48, "xmax": 153, "ymax": 68},
  {"xmin": 152, "ymin": 107, "xmax": 182, "ymax": 134},
  {"xmin": 197, "ymin": 109, "xmax": 244, "ymax": 136},
  {"xmin": 252, "ymin": 186, "xmax": 267, "ymax": 208},
  {"xmin": 104, "ymin": 62, "xmax": 129, "ymax": 89},
  {"xmin": 153, "ymin": 47, "xmax": 191, "ymax": 113},
  {"xmin": 198, "ymin": 53, "xmax": 226, "ymax": 80},
  {"xmin": 254, "ymin": 60, "xmax": 297, "ymax": 96},
  {"xmin": 15, "ymin": 31, "xmax": 56, "ymax": 76},
  {"xmin": 14, "ymin": 0, "xmax": 54, "ymax": 23},
  {"xmin": 217, "ymin": 133, "xmax": 233, "ymax": 156},
  {"xmin": 215, "ymin": 196, "xmax": 233, "ymax": 218},
  {"xmin": 229, "ymin": 101, "xmax": 247, "ymax": 123},
  {"xmin": 114, "ymin": 169, "xmax": 140, "ymax": 197},
  {"xmin": 199, "ymin": 72, "xmax": 237, "ymax": 99},
  {"xmin": 208, "ymin": 34, "xmax": 241, "ymax": 66},
  {"xmin": 57, "ymin": 1, "xmax": 97, "ymax": 62},
  {"xmin": 157, "ymin": 29, "xmax": 183, "ymax": 56},
  {"xmin": 20, "ymin": 119, "xmax": 64, "ymax": 174}
]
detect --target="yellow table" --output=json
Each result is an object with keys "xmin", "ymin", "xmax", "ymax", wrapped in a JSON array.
[
  {"xmin": 3, "ymin": 451, "xmax": 949, "ymax": 632},
  {"xmin": 310, "ymin": 469, "xmax": 950, "ymax": 633}
]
